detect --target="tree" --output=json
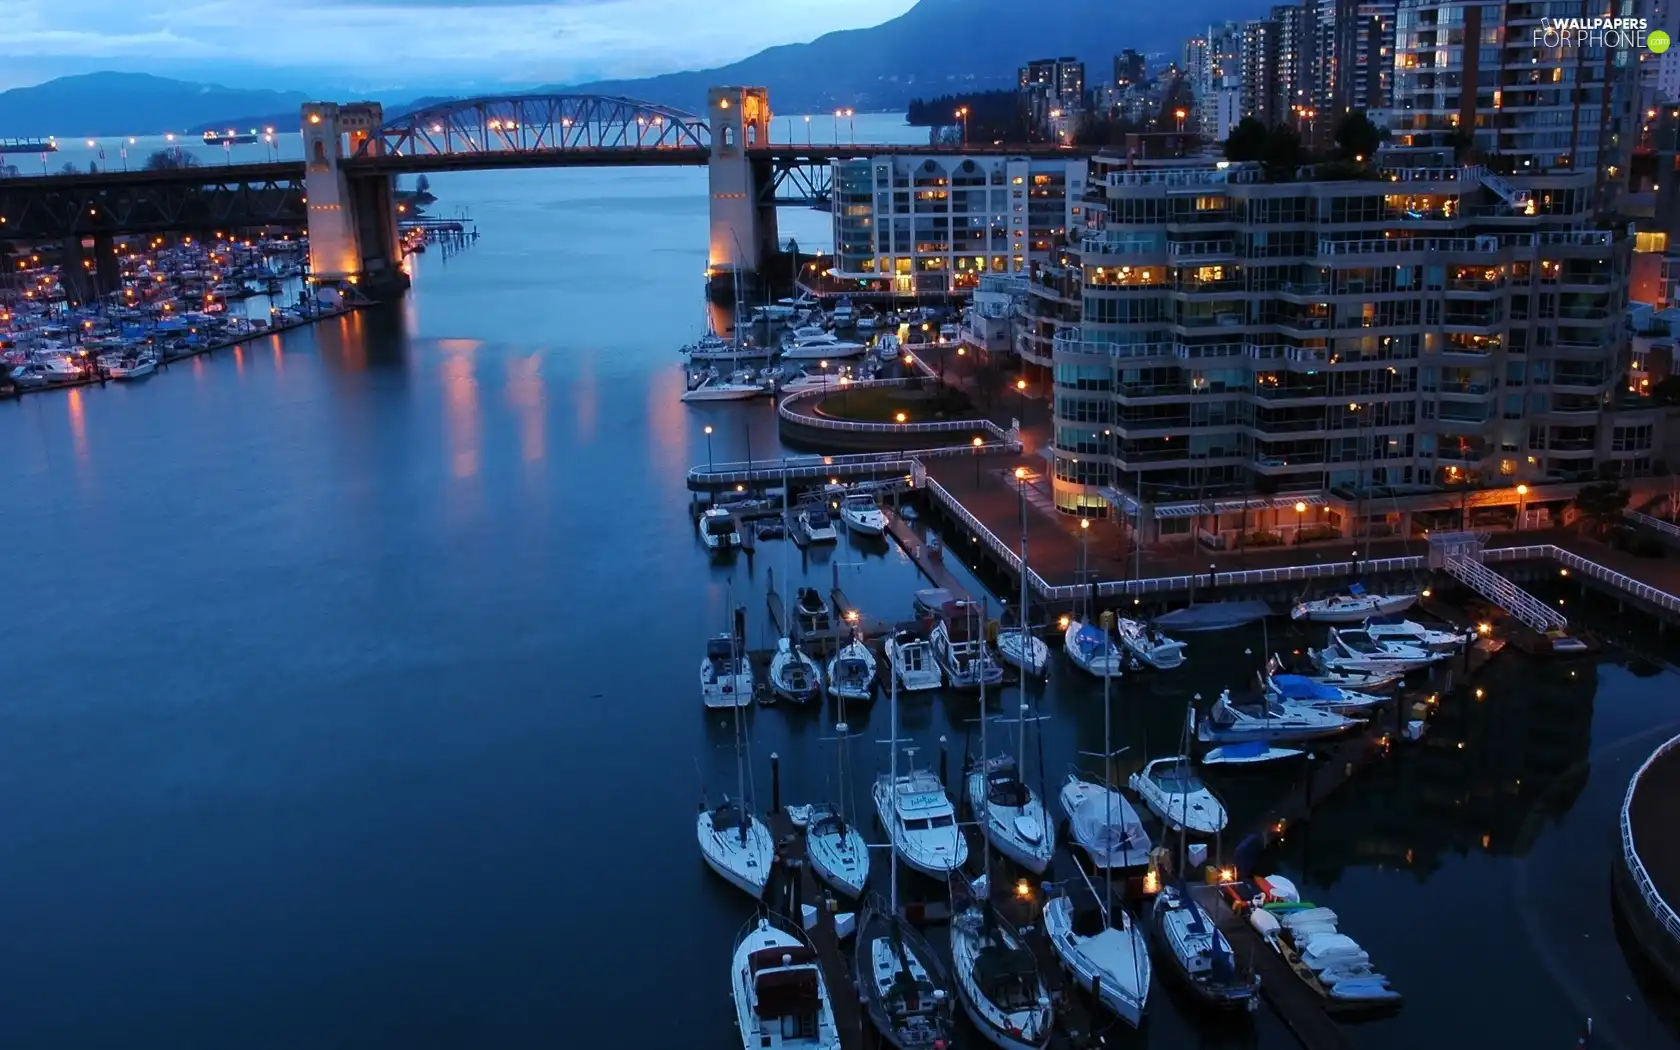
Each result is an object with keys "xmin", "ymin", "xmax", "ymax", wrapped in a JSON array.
[
  {"xmin": 144, "ymin": 149, "xmax": 199, "ymax": 170},
  {"xmin": 1332, "ymin": 111, "xmax": 1385, "ymax": 162},
  {"xmin": 59, "ymin": 161, "xmax": 79, "ymax": 175},
  {"xmin": 1223, "ymin": 117, "xmax": 1268, "ymax": 163},
  {"xmin": 1573, "ymin": 480, "xmax": 1630, "ymax": 535},
  {"xmin": 1260, "ymin": 124, "xmax": 1304, "ymax": 181}
]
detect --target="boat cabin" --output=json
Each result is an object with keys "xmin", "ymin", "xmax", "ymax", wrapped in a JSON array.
[
  {"xmin": 1147, "ymin": 758, "xmax": 1207, "ymax": 795},
  {"xmin": 748, "ymin": 945, "xmax": 823, "ymax": 1042},
  {"xmin": 980, "ymin": 760, "xmax": 1031, "ymax": 809},
  {"xmin": 973, "ymin": 941, "xmax": 1041, "ymax": 1010}
]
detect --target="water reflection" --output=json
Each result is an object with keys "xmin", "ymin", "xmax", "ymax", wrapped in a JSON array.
[
  {"xmin": 648, "ymin": 367, "xmax": 688, "ymax": 478},
  {"xmin": 66, "ymin": 388, "xmax": 88, "ymax": 466},
  {"xmin": 572, "ymin": 349, "xmax": 596, "ymax": 444},
  {"xmin": 442, "ymin": 352, "xmax": 481, "ymax": 480},
  {"xmin": 505, "ymin": 353, "xmax": 547, "ymax": 464}
]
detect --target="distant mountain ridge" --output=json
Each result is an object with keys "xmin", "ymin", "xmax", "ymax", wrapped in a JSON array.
[
  {"xmin": 0, "ymin": 72, "xmax": 311, "ymax": 138},
  {"xmin": 1, "ymin": 0, "xmax": 1267, "ymax": 138}
]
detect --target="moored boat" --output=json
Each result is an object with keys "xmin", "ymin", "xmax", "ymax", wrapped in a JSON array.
[
  {"xmin": 1063, "ymin": 620, "xmax": 1124, "ymax": 678},
  {"xmin": 1059, "ymin": 773, "xmax": 1152, "ymax": 870},
  {"xmin": 884, "ymin": 629, "xmax": 942, "ymax": 692},
  {"xmin": 1196, "ymin": 690, "xmax": 1362, "ymax": 744},
  {"xmin": 1148, "ymin": 885, "xmax": 1261, "ymax": 1012},
  {"xmin": 1128, "ymin": 755, "xmax": 1227, "ymax": 836},
  {"xmin": 701, "ymin": 633, "xmax": 753, "ymax": 709},
  {"xmin": 1115, "ymin": 617, "xmax": 1186, "ymax": 670},
  {"xmin": 1044, "ymin": 879, "xmax": 1151, "ymax": 1028},
  {"xmin": 966, "ymin": 754, "xmax": 1054, "ymax": 874},
  {"xmin": 873, "ymin": 763, "xmax": 967, "ymax": 877},
  {"xmin": 769, "ymin": 637, "xmax": 822, "ymax": 704},
  {"xmin": 949, "ymin": 872, "xmax": 1053, "ymax": 1049},
  {"xmin": 730, "ymin": 914, "xmax": 843, "ymax": 1049},
  {"xmin": 699, "ymin": 506, "xmax": 741, "ymax": 551},
  {"xmin": 826, "ymin": 636, "xmax": 877, "ymax": 705},
  {"xmin": 1291, "ymin": 584, "xmax": 1418, "ymax": 624}
]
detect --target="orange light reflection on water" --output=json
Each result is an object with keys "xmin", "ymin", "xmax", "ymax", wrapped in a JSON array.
[
  {"xmin": 506, "ymin": 353, "xmax": 547, "ymax": 463},
  {"xmin": 443, "ymin": 349, "xmax": 481, "ymax": 479},
  {"xmin": 647, "ymin": 367, "xmax": 687, "ymax": 478},
  {"xmin": 66, "ymin": 387, "xmax": 88, "ymax": 464},
  {"xmin": 234, "ymin": 344, "xmax": 244, "ymax": 375}
]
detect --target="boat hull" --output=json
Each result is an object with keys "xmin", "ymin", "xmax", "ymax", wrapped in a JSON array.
[
  {"xmin": 1059, "ymin": 779, "xmax": 1152, "ymax": 869},
  {"xmin": 1291, "ymin": 594, "xmax": 1418, "ymax": 623},
  {"xmin": 681, "ymin": 385, "xmax": 761, "ymax": 402},
  {"xmin": 1043, "ymin": 898, "xmax": 1147, "ymax": 1028},
  {"xmin": 996, "ymin": 631, "xmax": 1050, "ymax": 678},
  {"xmin": 698, "ymin": 812, "xmax": 772, "ymax": 899}
]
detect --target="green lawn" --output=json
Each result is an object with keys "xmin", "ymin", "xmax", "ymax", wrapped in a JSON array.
[{"xmin": 811, "ymin": 385, "xmax": 978, "ymax": 423}]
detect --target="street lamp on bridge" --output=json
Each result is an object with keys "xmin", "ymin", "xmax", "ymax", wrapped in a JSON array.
[{"xmin": 956, "ymin": 106, "xmax": 970, "ymax": 145}]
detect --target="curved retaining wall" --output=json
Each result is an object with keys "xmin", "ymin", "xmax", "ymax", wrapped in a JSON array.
[
  {"xmin": 1612, "ymin": 733, "xmax": 1680, "ymax": 988},
  {"xmin": 776, "ymin": 378, "xmax": 1010, "ymax": 452}
]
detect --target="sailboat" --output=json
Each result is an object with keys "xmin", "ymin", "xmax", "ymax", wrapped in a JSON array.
[
  {"xmin": 1114, "ymin": 617, "xmax": 1186, "ymax": 670},
  {"xmin": 697, "ymin": 635, "xmax": 774, "ymax": 898},
  {"xmin": 1059, "ymin": 665, "xmax": 1151, "ymax": 870},
  {"xmin": 949, "ymin": 871, "xmax": 1053, "ymax": 1049},
  {"xmin": 730, "ymin": 913, "xmax": 843, "ymax": 1050},
  {"xmin": 997, "ymin": 480, "xmax": 1049, "ymax": 678},
  {"xmin": 951, "ymin": 643, "xmax": 1053, "ymax": 1049},
  {"xmin": 1290, "ymin": 583, "xmax": 1418, "ymax": 623},
  {"xmin": 1044, "ymin": 867, "xmax": 1152, "ymax": 1027},
  {"xmin": 856, "ymin": 658, "xmax": 958, "ymax": 1048},
  {"xmin": 770, "ymin": 478, "xmax": 822, "ymax": 704},
  {"xmin": 1148, "ymin": 884, "xmax": 1261, "ymax": 1012},
  {"xmin": 966, "ymin": 702, "xmax": 1055, "ymax": 874},
  {"xmin": 1063, "ymin": 619, "xmax": 1124, "ymax": 678},
  {"xmin": 805, "ymin": 697, "xmax": 870, "ymax": 899},
  {"xmin": 826, "ymin": 634, "xmax": 876, "ymax": 705}
]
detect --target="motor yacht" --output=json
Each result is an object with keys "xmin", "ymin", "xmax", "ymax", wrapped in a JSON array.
[
  {"xmin": 838, "ymin": 492, "xmax": 888, "ymax": 535},
  {"xmin": 884, "ymin": 629, "xmax": 941, "ymax": 691}
]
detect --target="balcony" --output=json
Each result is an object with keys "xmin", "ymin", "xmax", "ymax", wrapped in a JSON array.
[
  {"xmin": 1317, "ymin": 235, "xmax": 1500, "ymax": 256},
  {"xmin": 1105, "ymin": 167, "xmax": 1259, "ymax": 188},
  {"xmin": 1079, "ymin": 233, "xmax": 1166, "ymax": 258},
  {"xmin": 1052, "ymin": 327, "xmax": 1176, "ymax": 361},
  {"xmin": 1168, "ymin": 239, "xmax": 1236, "ymax": 263}
]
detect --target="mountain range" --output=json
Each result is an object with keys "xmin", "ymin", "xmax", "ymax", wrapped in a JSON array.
[{"xmin": 0, "ymin": 0, "xmax": 1261, "ymax": 136}]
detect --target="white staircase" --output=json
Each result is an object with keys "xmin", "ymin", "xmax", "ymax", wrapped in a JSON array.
[
  {"xmin": 1429, "ymin": 531, "xmax": 1566, "ymax": 632},
  {"xmin": 1479, "ymin": 170, "xmax": 1533, "ymax": 213}
]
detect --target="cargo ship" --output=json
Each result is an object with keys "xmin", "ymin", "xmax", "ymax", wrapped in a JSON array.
[{"xmin": 202, "ymin": 129, "xmax": 259, "ymax": 146}]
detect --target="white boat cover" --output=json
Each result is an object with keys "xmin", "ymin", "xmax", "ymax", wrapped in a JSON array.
[{"xmin": 1071, "ymin": 793, "xmax": 1149, "ymax": 861}]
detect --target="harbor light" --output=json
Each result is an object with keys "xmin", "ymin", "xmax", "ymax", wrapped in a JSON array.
[
  {"xmin": 1016, "ymin": 379, "xmax": 1027, "ymax": 391},
  {"xmin": 1560, "ymin": 568, "xmax": 1570, "ymax": 577},
  {"xmin": 1143, "ymin": 869, "xmax": 1160, "ymax": 894},
  {"xmin": 1422, "ymin": 588, "xmax": 1432, "ymax": 597},
  {"xmin": 895, "ymin": 412, "xmax": 907, "ymax": 423},
  {"xmin": 1080, "ymin": 519, "xmax": 1089, "ymax": 530},
  {"xmin": 1516, "ymin": 484, "xmax": 1528, "ymax": 495},
  {"xmin": 1014, "ymin": 878, "xmax": 1031, "ymax": 900},
  {"xmin": 1015, "ymin": 467, "xmax": 1028, "ymax": 480},
  {"xmin": 1219, "ymin": 867, "xmax": 1237, "ymax": 884},
  {"xmin": 972, "ymin": 436, "xmax": 983, "ymax": 448},
  {"xmin": 1058, "ymin": 614, "xmax": 1071, "ymax": 630},
  {"xmin": 1294, "ymin": 501, "xmax": 1307, "ymax": 513},
  {"xmin": 1477, "ymin": 622, "xmax": 1491, "ymax": 635},
  {"xmin": 902, "ymin": 353, "xmax": 913, "ymax": 365},
  {"xmin": 846, "ymin": 609, "xmax": 860, "ymax": 624}
]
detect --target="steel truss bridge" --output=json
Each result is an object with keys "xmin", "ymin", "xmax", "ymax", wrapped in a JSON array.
[{"xmin": 0, "ymin": 92, "xmax": 1088, "ymax": 240}]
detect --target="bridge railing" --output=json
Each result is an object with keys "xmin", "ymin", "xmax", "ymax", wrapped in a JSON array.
[
  {"xmin": 1621, "ymin": 733, "xmax": 1680, "ymax": 946},
  {"xmin": 686, "ymin": 440, "xmax": 1019, "ymax": 487}
]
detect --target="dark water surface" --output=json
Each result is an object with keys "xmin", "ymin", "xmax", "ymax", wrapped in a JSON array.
[{"xmin": 4, "ymin": 128, "xmax": 1680, "ymax": 1050}]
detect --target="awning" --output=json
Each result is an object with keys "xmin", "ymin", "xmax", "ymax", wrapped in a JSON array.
[{"xmin": 1270, "ymin": 494, "xmax": 1327, "ymax": 510}]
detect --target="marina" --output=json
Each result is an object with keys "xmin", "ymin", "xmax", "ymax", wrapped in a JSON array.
[{"xmin": 5, "ymin": 112, "xmax": 1679, "ymax": 1050}]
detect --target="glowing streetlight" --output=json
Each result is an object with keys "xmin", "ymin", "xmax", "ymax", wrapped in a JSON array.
[
  {"xmin": 1294, "ymin": 500, "xmax": 1307, "ymax": 543},
  {"xmin": 956, "ymin": 105, "xmax": 970, "ymax": 144},
  {"xmin": 703, "ymin": 424, "xmax": 714, "ymax": 473}
]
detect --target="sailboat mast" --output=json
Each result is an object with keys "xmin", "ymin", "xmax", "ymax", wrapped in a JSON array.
[
  {"xmin": 1104, "ymin": 654, "xmax": 1113, "ymax": 909},
  {"xmin": 888, "ymin": 638, "xmax": 900, "ymax": 916},
  {"xmin": 732, "ymin": 619, "xmax": 749, "ymax": 847},
  {"xmin": 978, "ymin": 596, "xmax": 992, "ymax": 879},
  {"xmin": 1018, "ymin": 474, "xmax": 1029, "ymax": 642}
]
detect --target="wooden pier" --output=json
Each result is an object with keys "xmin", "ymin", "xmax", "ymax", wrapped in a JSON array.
[
  {"xmin": 884, "ymin": 511, "xmax": 973, "ymax": 602},
  {"xmin": 1188, "ymin": 884, "xmax": 1357, "ymax": 1050},
  {"xmin": 765, "ymin": 809, "xmax": 871, "ymax": 1050}
]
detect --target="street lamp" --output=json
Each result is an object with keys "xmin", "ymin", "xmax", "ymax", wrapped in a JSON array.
[
  {"xmin": 1174, "ymin": 108, "xmax": 1187, "ymax": 134},
  {"xmin": 973, "ymin": 435, "xmax": 984, "ymax": 484},
  {"xmin": 703, "ymin": 424, "xmax": 714, "ymax": 473},
  {"xmin": 895, "ymin": 411, "xmax": 908, "ymax": 424},
  {"xmin": 820, "ymin": 359, "xmax": 829, "ymax": 398},
  {"xmin": 803, "ymin": 115, "xmax": 811, "ymax": 145},
  {"xmin": 1294, "ymin": 501, "xmax": 1307, "ymax": 544},
  {"xmin": 1016, "ymin": 377, "xmax": 1027, "ymax": 421},
  {"xmin": 956, "ymin": 106, "xmax": 970, "ymax": 145},
  {"xmin": 1516, "ymin": 483, "xmax": 1528, "ymax": 529}
]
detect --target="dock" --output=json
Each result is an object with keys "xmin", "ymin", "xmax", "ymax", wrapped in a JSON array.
[
  {"xmin": 765, "ymin": 809, "xmax": 870, "ymax": 1050},
  {"xmin": 884, "ymin": 510, "xmax": 973, "ymax": 602},
  {"xmin": 1188, "ymin": 884, "xmax": 1357, "ymax": 1050}
]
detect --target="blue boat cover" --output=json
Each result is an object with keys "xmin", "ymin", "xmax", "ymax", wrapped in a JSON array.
[
  {"xmin": 1221, "ymin": 741, "xmax": 1271, "ymax": 759},
  {"xmin": 1075, "ymin": 624, "xmax": 1107, "ymax": 652},
  {"xmin": 1348, "ymin": 582, "xmax": 1367, "ymax": 596},
  {"xmin": 1271, "ymin": 674, "xmax": 1342, "ymax": 701}
]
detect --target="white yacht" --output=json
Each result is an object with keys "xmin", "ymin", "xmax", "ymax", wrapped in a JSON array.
[
  {"xmin": 826, "ymin": 637, "xmax": 877, "ymax": 705},
  {"xmin": 1115, "ymin": 617, "xmax": 1186, "ymax": 670},
  {"xmin": 108, "ymin": 350, "xmax": 158, "ymax": 380},
  {"xmin": 1261, "ymin": 673, "xmax": 1383, "ymax": 715},
  {"xmin": 966, "ymin": 755, "xmax": 1054, "ymax": 874},
  {"xmin": 1265, "ymin": 652, "xmax": 1403, "ymax": 693},
  {"xmin": 873, "ymin": 765, "xmax": 967, "ymax": 877},
  {"xmin": 838, "ymin": 492, "xmax": 888, "ymax": 535},
  {"xmin": 783, "ymin": 334, "xmax": 869, "ymax": 360},
  {"xmin": 1063, "ymin": 620, "xmax": 1124, "ymax": 678},
  {"xmin": 831, "ymin": 298, "xmax": 856, "ymax": 327},
  {"xmin": 949, "ymin": 874, "xmax": 1053, "ymax": 1050},
  {"xmin": 1197, "ymin": 690, "xmax": 1361, "ymax": 745},
  {"xmin": 931, "ymin": 612, "xmax": 1003, "ymax": 691},
  {"xmin": 884, "ymin": 629, "xmax": 941, "ymax": 691},
  {"xmin": 1361, "ymin": 615, "xmax": 1470, "ymax": 653},
  {"xmin": 682, "ymin": 369, "xmax": 764, "ymax": 401},
  {"xmin": 769, "ymin": 637, "xmax": 822, "ymax": 704},
  {"xmin": 699, "ymin": 507, "xmax": 741, "ymax": 552},
  {"xmin": 731, "ymin": 915, "xmax": 843, "ymax": 1050},
  {"xmin": 1315, "ymin": 626, "xmax": 1447, "ymax": 674},
  {"xmin": 875, "ymin": 332, "xmax": 902, "ymax": 363},
  {"xmin": 750, "ymin": 302, "xmax": 798, "ymax": 322},
  {"xmin": 1291, "ymin": 585, "xmax": 1418, "ymax": 623},
  {"xmin": 777, "ymin": 369, "xmax": 832, "ymax": 394},
  {"xmin": 797, "ymin": 505, "xmax": 839, "ymax": 544},
  {"xmin": 1044, "ymin": 881, "xmax": 1151, "ymax": 1029},
  {"xmin": 701, "ymin": 634, "xmax": 753, "ymax": 709},
  {"xmin": 1128, "ymin": 756, "xmax": 1227, "ymax": 836},
  {"xmin": 1059, "ymin": 774, "xmax": 1152, "ymax": 870}
]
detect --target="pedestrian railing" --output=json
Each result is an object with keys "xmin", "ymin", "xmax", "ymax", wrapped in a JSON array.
[
  {"xmin": 776, "ymin": 377, "xmax": 1011, "ymax": 441},
  {"xmin": 1481, "ymin": 544, "xmax": 1680, "ymax": 617},
  {"xmin": 1443, "ymin": 552, "xmax": 1567, "ymax": 632},
  {"xmin": 686, "ymin": 441, "xmax": 1019, "ymax": 487},
  {"xmin": 1620, "ymin": 733, "xmax": 1680, "ymax": 945},
  {"xmin": 1625, "ymin": 509, "xmax": 1680, "ymax": 541}
]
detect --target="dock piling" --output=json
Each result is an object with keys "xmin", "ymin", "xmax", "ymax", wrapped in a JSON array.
[
  {"xmin": 770, "ymin": 752, "xmax": 781, "ymax": 813},
  {"xmin": 938, "ymin": 735, "xmax": 949, "ymax": 789}
]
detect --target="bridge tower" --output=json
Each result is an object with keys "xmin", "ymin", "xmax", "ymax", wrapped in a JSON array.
[
  {"xmin": 706, "ymin": 86, "xmax": 777, "ymax": 291},
  {"xmin": 300, "ymin": 101, "xmax": 408, "ymax": 296}
]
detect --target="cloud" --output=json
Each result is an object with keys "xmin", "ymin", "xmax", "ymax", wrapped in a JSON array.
[{"xmin": 0, "ymin": 0, "xmax": 918, "ymax": 88}]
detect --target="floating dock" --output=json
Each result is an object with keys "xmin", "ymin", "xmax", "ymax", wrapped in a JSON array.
[{"xmin": 765, "ymin": 809, "xmax": 867, "ymax": 1050}]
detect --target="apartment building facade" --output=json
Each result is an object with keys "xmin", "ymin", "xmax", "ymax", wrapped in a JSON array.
[
  {"xmin": 1040, "ymin": 157, "xmax": 1644, "ymax": 529},
  {"xmin": 830, "ymin": 155, "xmax": 1087, "ymax": 295}
]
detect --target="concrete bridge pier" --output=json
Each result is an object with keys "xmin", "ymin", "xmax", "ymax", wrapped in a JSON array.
[
  {"xmin": 60, "ymin": 233, "xmax": 120, "ymax": 307},
  {"xmin": 706, "ymin": 86, "xmax": 778, "ymax": 302},
  {"xmin": 301, "ymin": 101, "xmax": 409, "ymax": 298}
]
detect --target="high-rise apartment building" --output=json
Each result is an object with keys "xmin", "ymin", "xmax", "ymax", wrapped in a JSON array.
[
  {"xmin": 1241, "ymin": 19, "xmax": 1283, "ymax": 124},
  {"xmin": 1197, "ymin": 23, "xmax": 1245, "ymax": 139},
  {"xmin": 1351, "ymin": 1, "xmax": 1398, "ymax": 109},
  {"xmin": 1037, "ymin": 156, "xmax": 1642, "ymax": 530},
  {"xmin": 829, "ymin": 154, "xmax": 1086, "ymax": 295},
  {"xmin": 1390, "ymin": 0, "xmax": 1640, "ymax": 210},
  {"xmin": 1019, "ymin": 58, "xmax": 1086, "ymax": 107},
  {"xmin": 1272, "ymin": 3, "xmax": 1313, "ymax": 120},
  {"xmin": 1114, "ymin": 50, "xmax": 1148, "ymax": 88}
]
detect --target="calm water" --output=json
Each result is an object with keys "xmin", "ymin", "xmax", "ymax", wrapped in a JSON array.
[{"xmin": 4, "ymin": 113, "xmax": 1680, "ymax": 1050}]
